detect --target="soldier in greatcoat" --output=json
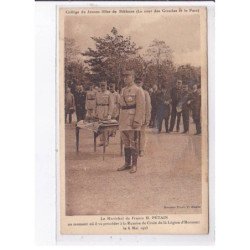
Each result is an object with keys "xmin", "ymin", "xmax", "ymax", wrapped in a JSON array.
[{"xmin": 117, "ymin": 70, "xmax": 145, "ymax": 174}]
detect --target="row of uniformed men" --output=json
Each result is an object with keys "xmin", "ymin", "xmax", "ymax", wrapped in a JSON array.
[{"xmin": 85, "ymin": 70, "xmax": 151, "ymax": 174}]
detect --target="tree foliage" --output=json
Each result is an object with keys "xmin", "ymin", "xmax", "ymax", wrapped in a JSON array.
[
  {"xmin": 82, "ymin": 27, "xmax": 142, "ymax": 89},
  {"xmin": 175, "ymin": 64, "xmax": 201, "ymax": 86},
  {"xmin": 65, "ymin": 28, "xmax": 201, "ymax": 92},
  {"xmin": 64, "ymin": 38, "xmax": 89, "ymax": 88}
]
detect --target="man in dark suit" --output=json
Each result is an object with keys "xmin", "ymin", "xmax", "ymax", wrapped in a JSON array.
[
  {"xmin": 169, "ymin": 80, "xmax": 182, "ymax": 132},
  {"xmin": 178, "ymin": 83, "xmax": 192, "ymax": 134},
  {"xmin": 74, "ymin": 83, "xmax": 86, "ymax": 122},
  {"xmin": 156, "ymin": 85, "xmax": 171, "ymax": 133},
  {"xmin": 190, "ymin": 84, "xmax": 201, "ymax": 135},
  {"xmin": 149, "ymin": 84, "xmax": 158, "ymax": 128}
]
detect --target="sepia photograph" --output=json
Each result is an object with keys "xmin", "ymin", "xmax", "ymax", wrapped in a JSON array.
[{"xmin": 59, "ymin": 6, "xmax": 208, "ymax": 234}]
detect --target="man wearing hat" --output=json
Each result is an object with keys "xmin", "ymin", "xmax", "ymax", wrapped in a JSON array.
[
  {"xmin": 85, "ymin": 83, "xmax": 96, "ymax": 120},
  {"xmin": 95, "ymin": 81, "xmax": 114, "ymax": 146},
  {"xmin": 135, "ymin": 78, "xmax": 151, "ymax": 157},
  {"xmin": 117, "ymin": 70, "xmax": 145, "ymax": 173}
]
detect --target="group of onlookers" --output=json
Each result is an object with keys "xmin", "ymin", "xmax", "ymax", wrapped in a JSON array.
[
  {"xmin": 65, "ymin": 78, "xmax": 201, "ymax": 136},
  {"xmin": 148, "ymin": 80, "xmax": 201, "ymax": 135}
]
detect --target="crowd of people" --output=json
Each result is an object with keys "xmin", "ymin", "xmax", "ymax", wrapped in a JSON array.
[
  {"xmin": 65, "ymin": 78, "xmax": 201, "ymax": 136},
  {"xmin": 65, "ymin": 70, "xmax": 201, "ymax": 173},
  {"xmin": 148, "ymin": 79, "xmax": 201, "ymax": 135}
]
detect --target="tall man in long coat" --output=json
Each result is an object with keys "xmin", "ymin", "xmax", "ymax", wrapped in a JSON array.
[
  {"xmin": 74, "ymin": 84, "xmax": 86, "ymax": 122},
  {"xmin": 156, "ymin": 85, "xmax": 172, "ymax": 133},
  {"xmin": 169, "ymin": 80, "xmax": 182, "ymax": 132},
  {"xmin": 178, "ymin": 83, "xmax": 192, "ymax": 133},
  {"xmin": 190, "ymin": 84, "xmax": 201, "ymax": 135},
  {"xmin": 117, "ymin": 70, "xmax": 145, "ymax": 174}
]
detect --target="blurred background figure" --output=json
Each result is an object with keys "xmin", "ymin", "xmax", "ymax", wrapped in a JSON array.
[
  {"xmin": 109, "ymin": 83, "xmax": 120, "ymax": 120},
  {"xmin": 95, "ymin": 81, "xmax": 114, "ymax": 146},
  {"xmin": 149, "ymin": 84, "xmax": 158, "ymax": 128},
  {"xmin": 135, "ymin": 78, "xmax": 151, "ymax": 157},
  {"xmin": 156, "ymin": 85, "xmax": 171, "ymax": 133},
  {"xmin": 169, "ymin": 79, "xmax": 182, "ymax": 132},
  {"xmin": 85, "ymin": 83, "xmax": 96, "ymax": 120},
  {"xmin": 178, "ymin": 83, "xmax": 192, "ymax": 134},
  {"xmin": 74, "ymin": 83, "xmax": 86, "ymax": 122},
  {"xmin": 65, "ymin": 87, "xmax": 75, "ymax": 124},
  {"xmin": 191, "ymin": 84, "xmax": 201, "ymax": 135}
]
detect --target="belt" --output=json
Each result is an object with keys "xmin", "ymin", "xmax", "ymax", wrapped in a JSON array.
[
  {"xmin": 87, "ymin": 98, "xmax": 95, "ymax": 100},
  {"xmin": 97, "ymin": 104, "xmax": 109, "ymax": 106},
  {"xmin": 121, "ymin": 104, "xmax": 136, "ymax": 110}
]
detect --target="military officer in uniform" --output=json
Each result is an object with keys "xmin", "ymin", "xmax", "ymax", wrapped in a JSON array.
[
  {"xmin": 109, "ymin": 83, "xmax": 120, "ymax": 120},
  {"xmin": 135, "ymin": 78, "xmax": 151, "ymax": 157},
  {"xmin": 85, "ymin": 83, "xmax": 96, "ymax": 120},
  {"xmin": 117, "ymin": 70, "xmax": 145, "ymax": 174},
  {"xmin": 95, "ymin": 81, "xmax": 114, "ymax": 146}
]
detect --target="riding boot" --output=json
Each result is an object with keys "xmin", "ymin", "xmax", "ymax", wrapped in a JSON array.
[
  {"xmin": 117, "ymin": 148, "xmax": 131, "ymax": 171},
  {"xmin": 130, "ymin": 148, "xmax": 138, "ymax": 174}
]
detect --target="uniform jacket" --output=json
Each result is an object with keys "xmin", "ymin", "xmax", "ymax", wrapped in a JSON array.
[
  {"xmin": 143, "ymin": 89, "xmax": 152, "ymax": 125},
  {"xmin": 85, "ymin": 90, "xmax": 96, "ymax": 111},
  {"xmin": 65, "ymin": 92, "xmax": 75, "ymax": 113},
  {"xmin": 119, "ymin": 83, "xmax": 145, "ymax": 131},
  {"xmin": 95, "ymin": 90, "xmax": 114, "ymax": 120},
  {"xmin": 109, "ymin": 91, "xmax": 120, "ymax": 119}
]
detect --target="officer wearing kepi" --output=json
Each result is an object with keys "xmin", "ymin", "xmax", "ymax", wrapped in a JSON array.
[{"xmin": 117, "ymin": 70, "xmax": 145, "ymax": 174}]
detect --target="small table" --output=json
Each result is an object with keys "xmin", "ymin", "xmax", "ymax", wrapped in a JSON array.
[{"xmin": 76, "ymin": 121, "xmax": 119, "ymax": 160}]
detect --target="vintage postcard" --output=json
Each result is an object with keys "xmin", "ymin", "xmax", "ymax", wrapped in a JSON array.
[{"xmin": 59, "ymin": 5, "xmax": 208, "ymax": 235}]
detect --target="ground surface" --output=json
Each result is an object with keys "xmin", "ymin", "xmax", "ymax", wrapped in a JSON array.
[{"xmin": 65, "ymin": 117, "xmax": 202, "ymax": 216}]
